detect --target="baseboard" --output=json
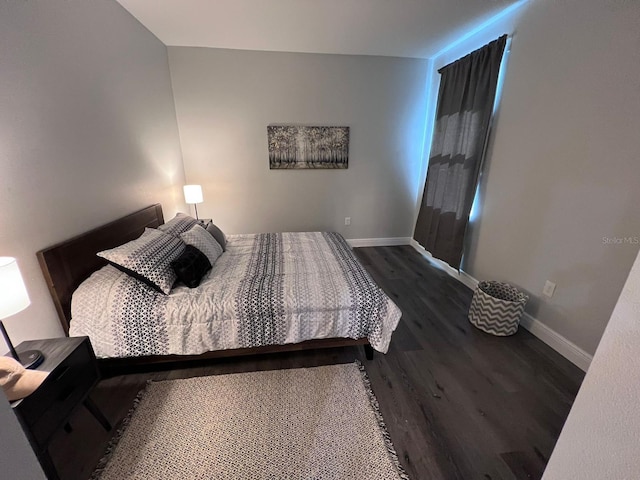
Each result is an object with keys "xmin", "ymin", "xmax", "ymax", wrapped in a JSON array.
[
  {"xmin": 518, "ymin": 313, "xmax": 592, "ymax": 372},
  {"xmin": 410, "ymin": 240, "xmax": 592, "ymax": 372},
  {"xmin": 347, "ymin": 237, "xmax": 412, "ymax": 248},
  {"xmin": 409, "ymin": 239, "xmax": 478, "ymax": 289}
]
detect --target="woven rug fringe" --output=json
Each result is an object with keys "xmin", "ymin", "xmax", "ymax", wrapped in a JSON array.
[
  {"xmin": 89, "ymin": 380, "xmax": 151, "ymax": 480},
  {"xmin": 355, "ymin": 360, "xmax": 412, "ymax": 480}
]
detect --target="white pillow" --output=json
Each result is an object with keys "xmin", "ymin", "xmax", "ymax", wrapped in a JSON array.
[
  {"xmin": 180, "ymin": 224, "xmax": 223, "ymax": 266},
  {"xmin": 97, "ymin": 228, "xmax": 185, "ymax": 294},
  {"xmin": 158, "ymin": 213, "xmax": 199, "ymax": 237}
]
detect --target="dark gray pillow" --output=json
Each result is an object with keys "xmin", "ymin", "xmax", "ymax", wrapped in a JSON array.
[
  {"xmin": 204, "ymin": 222, "xmax": 227, "ymax": 251},
  {"xmin": 97, "ymin": 228, "xmax": 185, "ymax": 294}
]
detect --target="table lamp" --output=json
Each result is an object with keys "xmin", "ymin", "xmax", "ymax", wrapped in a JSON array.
[
  {"xmin": 183, "ymin": 184, "xmax": 204, "ymax": 220},
  {"xmin": 0, "ymin": 257, "xmax": 44, "ymax": 369}
]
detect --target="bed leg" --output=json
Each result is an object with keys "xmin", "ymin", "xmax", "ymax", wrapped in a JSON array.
[{"xmin": 364, "ymin": 344, "xmax": 374, "ymax": 360}]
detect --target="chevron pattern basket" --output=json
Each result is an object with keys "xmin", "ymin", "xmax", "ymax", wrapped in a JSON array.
[{"xmin": 468, "ymin": 281, "xmax": 529, "ymax": 336}]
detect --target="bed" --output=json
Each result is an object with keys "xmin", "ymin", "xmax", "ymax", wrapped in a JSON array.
[{"xmin": 37, "ymin": 205, "xmax": 401, "ymax": 368}]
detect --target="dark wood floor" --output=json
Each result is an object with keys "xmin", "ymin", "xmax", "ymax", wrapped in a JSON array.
[{"xmin": 48, "ymin": 245, "xmax": 584, "ymax": 480}]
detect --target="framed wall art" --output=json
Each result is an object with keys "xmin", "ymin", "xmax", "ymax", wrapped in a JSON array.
[{"xmin": 268, "ymin": 125, "xmax": 349, "ymax": 169}]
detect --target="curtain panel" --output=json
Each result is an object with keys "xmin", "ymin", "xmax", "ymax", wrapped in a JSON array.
[{"xmin": 414, "ymin": 35, "xmax": 507, "ymax": 269}]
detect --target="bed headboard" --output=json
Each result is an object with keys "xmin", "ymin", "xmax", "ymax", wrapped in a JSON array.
[{"xmin": 37, "ymin": 204, "xmax": 164, "ymax": 335}]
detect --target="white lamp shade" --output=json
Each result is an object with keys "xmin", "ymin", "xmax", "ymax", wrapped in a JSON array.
[
  {"xmin": 0, "ymin": 257, "xmax": 30, "ymax": 319},
  {"xmin": 183, "ymin": 185, "xmax": 203, "ymax": 204}
]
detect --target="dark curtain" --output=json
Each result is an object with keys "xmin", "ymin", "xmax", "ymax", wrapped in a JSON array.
[{"xmin": 414, "ymin": 35, "xmax": 507, "ymax": 269}]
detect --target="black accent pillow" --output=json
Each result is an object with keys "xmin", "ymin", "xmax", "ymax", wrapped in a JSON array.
[{"xmin": 170, "ymin": 245, "xmax": 212, "ymax": 288}]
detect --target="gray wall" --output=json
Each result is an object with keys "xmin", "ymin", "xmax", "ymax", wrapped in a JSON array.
[
  {"xmin": 0, "ymin": 1, "xmax": 186, "ymax": 346},
  {"xmin": 461, "ymin": 0, "xmax": 640, "ymax": 355},
  {"xmin": 168, "ymin": 47, "xmax": 428, "ymax": 239},
  {"xmin": 543, "ymin": 247, "xmax": 640, "ymax": 478},
  {"xmin": 0, "ymin": 395, "xmax": 45, "ymax": 479}
]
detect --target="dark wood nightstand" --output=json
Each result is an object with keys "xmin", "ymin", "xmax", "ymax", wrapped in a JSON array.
[{"xmin": 10, "ymin": 336, "xmax": 111, "ymax": 480}]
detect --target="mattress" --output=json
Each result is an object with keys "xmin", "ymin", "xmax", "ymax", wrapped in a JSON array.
[{"xmin": 70, "ymin": 232, "xmax": 402, "ymax": 358}]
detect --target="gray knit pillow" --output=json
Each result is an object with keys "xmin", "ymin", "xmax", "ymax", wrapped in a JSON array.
[
  {"xmin": 97, "ymin": 228, "xmax": 185, "ymax": 294},
  {"xmin": 180, "ymin": 224, "xmax": 223, "ymax": 266}
]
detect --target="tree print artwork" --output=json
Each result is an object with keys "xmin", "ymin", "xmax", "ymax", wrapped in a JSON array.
[{"xmin": 268, "ymin": 126, "xmax": 349, "ymax": 169}]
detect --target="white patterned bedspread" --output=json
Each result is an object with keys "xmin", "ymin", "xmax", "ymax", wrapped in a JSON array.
[{"xmin": 70, "ymin": 232, "xmax": 401, "ymax": 358}]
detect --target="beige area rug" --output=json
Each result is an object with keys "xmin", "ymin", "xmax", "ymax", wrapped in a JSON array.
[{"xmin": 92, "ymin": 362, "xmax": 409, "ymax": 480}]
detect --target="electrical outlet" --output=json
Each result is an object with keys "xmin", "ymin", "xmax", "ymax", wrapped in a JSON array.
[
  {"xmin": 543, "ymin": 280, "xmax": 556, "ymax": 298},
  {"xmin": 344, "ymin": 217, "xmax": 351, "ymax": 226}
]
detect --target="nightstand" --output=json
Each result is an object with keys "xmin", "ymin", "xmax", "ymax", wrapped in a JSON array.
[{"xmin": 10, "ymin": 336, "xmax": 111, "ymax": 480}]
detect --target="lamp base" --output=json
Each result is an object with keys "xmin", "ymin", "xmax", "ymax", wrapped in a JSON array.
[{"xmin": 17, "ymin": 350, "xmax": 44, "ymax": 370}]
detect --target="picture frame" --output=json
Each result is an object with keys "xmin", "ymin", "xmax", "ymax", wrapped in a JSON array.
[{"xmin": 268, "ymin": 125, "xmax": 349, "ymax": 169}]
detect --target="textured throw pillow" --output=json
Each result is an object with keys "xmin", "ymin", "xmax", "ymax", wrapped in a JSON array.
[
  {"xmin": 171, "ymin": 245, "xmax": 212, "ymax": 288},
  {"xmin": 159, "ymin": 213, "xmax": 199, "ymax": 237},
  {"xmin": 204, "ymin": 222, "xmax": 227, "ymax": 251},
  {"xmin": 97, "ymin": 228, "xmax": 185, "ymax": 294},
  {"xmin": 180, "ymin": 224, "xmax": 223, "ymax": 266}
]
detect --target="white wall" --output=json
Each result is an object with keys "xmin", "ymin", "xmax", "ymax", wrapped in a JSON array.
[
  {"xmin": 543, "ymin": 247, "xmax": 640, "ymax": 479},
  {"xmin": 0, "ymin": 395, "xmax": 45, "ymax": 479},
  {"xmin": 0, "ymin": 1, "xmax": 186, "ymax": 346},
  {"xmin": 168, "ymin": 47, "xmax": 428, "ymax": 239},
  {"xmin": 419, "ymin": 0, "xmax": 640, "ymax": 356}
]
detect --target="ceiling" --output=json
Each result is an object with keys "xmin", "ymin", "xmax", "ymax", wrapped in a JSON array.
[{"xmin": 116, "ymin": 0, "xmax": 522, "ymax": 59}]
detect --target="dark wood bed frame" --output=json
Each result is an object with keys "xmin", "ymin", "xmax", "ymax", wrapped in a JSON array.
[{"xmin": 37, "ymin": 204, "xmax": 372, "ymax": 373}]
